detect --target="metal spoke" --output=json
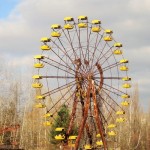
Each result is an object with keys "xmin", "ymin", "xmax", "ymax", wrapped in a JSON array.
[
  {"xmin": 42, "ymin": 76, "xmax": 75, "ymax": 79},
  {"xmin": 45, "ymin": 55, "xmax": 76, "ymax": 74},
  {"xmin": 41, "ymin": 60, "xmax": 75, "ymax": 76},
  {"xmin": 42, "ymin": 80, "xmax": 76, "ymax": 96}
]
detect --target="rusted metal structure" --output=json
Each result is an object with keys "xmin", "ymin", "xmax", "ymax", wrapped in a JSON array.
[
  {"xmin": 0, "ymin": 125, "xmax": 20, "ymax": 149},
  {"xmin": 32, "ymin": 16, "xmax": 131, "ymax": 149}
]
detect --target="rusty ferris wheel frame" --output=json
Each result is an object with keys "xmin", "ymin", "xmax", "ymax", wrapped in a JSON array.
[{"xmin": 33, "ymin": 16, "xmax": 130, "ymax": 150}]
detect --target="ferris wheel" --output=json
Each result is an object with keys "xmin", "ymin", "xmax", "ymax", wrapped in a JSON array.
[{"xmin": 32, "ymin": 16, "xmax": 131, "ymax": 150}]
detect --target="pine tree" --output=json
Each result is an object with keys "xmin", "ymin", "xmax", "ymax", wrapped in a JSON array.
[{"xmin": 49, "ymin": 105, "xmax": 70, "ymax": 144}]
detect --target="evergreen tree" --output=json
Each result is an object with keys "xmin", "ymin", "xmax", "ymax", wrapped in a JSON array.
[
  {"xmin": 49, "ymin": 105, "xmax": 78, "ymax": 145},
  {"xmin": 49, "ymin": 105, "xmax": 70, "ymax": 144}
]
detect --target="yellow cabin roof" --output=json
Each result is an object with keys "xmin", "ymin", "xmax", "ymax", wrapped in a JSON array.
[
  {"xmin": 64, "ymin": 17, "xmax": 74, "ymax": 21},
  {"xmin": 43, "ymin": 113, "xmax": 53, "ymax": 118},
  {"xmin": 96, "ymin": 134, "xmax": 101, "ymax": 138},
  {"xmin": 103, "ymin": 36, "xmax": 113, "ymax": 41},
  {"xmin": 78, "ymin": 23, "xmax": 87, "ymax": 28},
  {"xmin": 34, "ymin": 55, "xmax": 44, "ymax": 59},
  {"xmin": 34, "ymin": 63, "xmax": 44, "ymax": 68},
  {"xmin": 121, "ymin": 101, "xmax": 130, "ymax": 106},
  {"xmin": 120, "ymin": 59, "xmax": 128, "ymax": 63},
  {"xmin": 51, "ymin": 32, "xmax": 61, "ymax": 37},
  {"xmin": 32, "ymin": 83, "xmax": 43, "ymax": 88},
  {"xmin": 55, "ymin": 135, "xmax": 65, "ymax": 140},
  {"xmin": 122, "ymin": 83, "xmax": 131, "ymax": 88},
  {"xmin": 41, "ymin": 45, "xmax": 51, "ymax": 50},
  {"xmin": 32, "ymin": 75, "xmax": 42, "ymax": 79},
  {"xmin": 96, "ymin": 141, "xmax": 103, "ymax": 146},
  {"xmin": 114, "ymin": 42, "xmax": 122, "ymax": 47},
  {"xmin": 116, "ymin": 111, "xmax": 125, "ymax": 115},
  {"xmin": 116, "ymin": 118, "xmax": 126, "ymax": 123},
  {"xmin": 64, "ymin": 24, "xmax": 74, "ymax": 29},
  {"xmin": 36, "ymin": 95, "xmax": 45, "ymax": 100},
  {"xmin": 121, "ymin": 94, "xmax": 130, "ymax": 99},
  {"xmin": 92, "ymin": 20, "xmax": 101, "ymax": 24},
  {"xmin": 68, "ymin": 136, "xmax": 77, "ymax": 140},
  {"xmin": 40, "ymin": 37, "xmax": 51, "ymax": 42},
  {"xmin": 122, "ymin": 77, "xmax": 131, "ymax": 81},
  {"xmin": 108, "ymin": 131, "xmax": 116, "ymax": 136},
  {"xmin": 84, "ymin": 144, "xmax": 92, "ymax": 149},
  {"xmin": 78, "ymin": 16, "xmax": 88, "ymax": 20},
  {"xmin": 120, "ymin": 66, "xmax": 128, "ymax": 71},
  {"xmin": 113, "ymin": 49, "xmax": 122, "ymax": 55},
  {"xmin": 92, "ymin": 27, "xmax": 101, "ymax": 32},
  {"xmin": 107, "ymin": 124, "xmax": 116, "ymax": 128},
  {"xmin": 55, "ymin": 128, "xmax": 64, "ymax": 131},
  {"xmin": 35, "ymin": 103, "xmax": 46, "ymax": 108},
  {"xmin": 51, "ymin": 24, "xmax": 61, "ymax": 29},
  {"xmin": 105, "ymin": 29, "xmax": 113, "ymax": 34}
]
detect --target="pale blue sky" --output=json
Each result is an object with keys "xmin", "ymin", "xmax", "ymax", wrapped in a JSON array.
[
  {"xmin": 0, "ymin": 0, "xmax": 20, "ymax": 18},
  {"xmin": 0, "ymin": 0, "xmax": 150, "ymax": 111}
]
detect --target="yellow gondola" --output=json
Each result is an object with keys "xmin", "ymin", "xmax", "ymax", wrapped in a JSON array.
[
  {"xmin": 116, "ymin": 118, "xmax": 126, "ymax": 123},
  {"xmin": 108, "ymin": 131, "xmax": 116, "ymax": 136},
  {"xmin": 68, "ymin": 136, "xmax": 77, "ymax": 140},
  {"xmin": 78, "ymin": 23, "xmax": 87, "ymax": 28},
  {"xmin": 96, "ymin": 134, "xmax": 101, "ymax": 138},
  {"xmin": 32, "ymin": 83, "xmax": 43, "ymax": 88},
  {"xmin": 78, "ymin": 16, "xmax": 88, "ymax": 20},
  {"xmin": 96, "ymin": 140, "xmax": 103, "ymax": 146},
  {"xmin": 121, "ymin": 94, "xmax": 130, "ymax": 98},
  {"xmin": 41, "ymin": 45, "xmax": 51, "ymax": 50},
  {"xmin": 55, "ymin": 128, "xmax": 64, "ymax": 131},
  {"xmin": 36, "ymin": 95, "xmax": 45, "ymax": 100},
  {"xmin": 105, "ymin": 29, "xmax": 113, "ymax": 34},
  {"xmin": 122, "ymin": 83, "xmax": 131, "ymax": 88},
  {"xmin": 114, "ymin": 42, "xmax": 122, "ymax": 47},
  {"xmin": 32, "ymin": 75, "xmax": 42, "ymax": 79},
  {"xmin": 120, "ymin": 59, "xmax": 128, "ymax": 63},
  {"xmin": 43, "ymin": 121, "xmax": 52, "ymax": 126},
  {"xmin": 34, "ymin": 63, "xmax": 44, "ymax": 68},
  {"xmin": 55, "ymin": 128, "xmax": 65, "ymax": 140},
  {"xmin": 55, "ymin": 135, "xmax": 65, "ymax": 140},
  {"xmin": 35, "ymin": 103, "xmax": 46, "ymax": 108},
  {"xmin": 121, "ymin": 101, "xmax": 130, "ymax": 106},
  {"xmin": 120, "ymin": 66, "xmax": 128, "ymax": 71},
  {"xmin": 51, "ymin": 24, "xmax": 61, "ymax": 29},
  {"xmin": 84, "ymin": 144, "xmax": 92, "ymax": 149},
  {"xmin": 92, "ymin": 20, "xmax": 101, "ymax": 24},
  {"xmin": 103, "ymin": 36, "xmax": 113, "ymax": 41},
  {"xmin": 92, "ymin": 27, "xmax": 101, "ymax": 32},
  {"xmin": 34, "ymin": 55, "xmax": 44, "ymax": 59},
  {"xmin": 116, "ymin": 111, "xmax": 125, "ymax": 115},
  {"xmin": 43, "ymin": 113, "xmax": 53, "ymax": 118},
  {"xmin": 113, "ymin": 49, "xmax": 122, "ymax": 55},
  {"xmin": 64, "ymin": 24, "xmax": 74, "ymax": 29},
  {"xmin": 68, "ymin": 136, "xmax": 77, "ymax": 147},
  {"xmin": 122, "ymin": 77, "xmax": 131, "ymax": 81},
  {"xmin": 51, "ymin": 32, "xmax": 61, "ymax": 37},
  {"xmin": 40, "ymin": 37, "xmax": 51, "ymax": 42},
  {"xmin": 64, "ymin": 16, "xmax": 74, "ymax": 21},
  {"xmin": 107, "ymin": 124, "xmax": 116, "ymax": 128}
]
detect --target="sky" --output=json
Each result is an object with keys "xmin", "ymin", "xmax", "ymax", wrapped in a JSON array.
[{"xmin": 0, "ymin": 0, "xmax": 150, "ymax": 110}]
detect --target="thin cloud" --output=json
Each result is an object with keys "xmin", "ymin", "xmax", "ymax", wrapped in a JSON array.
[{"xmin": 0, "ymin": 0, "xmax": 149, "ymax": 110}]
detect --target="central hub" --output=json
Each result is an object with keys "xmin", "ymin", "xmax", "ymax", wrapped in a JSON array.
[{"xmin": 74, "ymin": 58, "xmax": 104, "ymax": 90}]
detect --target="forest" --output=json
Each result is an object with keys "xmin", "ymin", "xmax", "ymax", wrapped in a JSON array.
[{"xmin": 0, "ymin": 61, "xmax": 149, "ymax": 150}]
